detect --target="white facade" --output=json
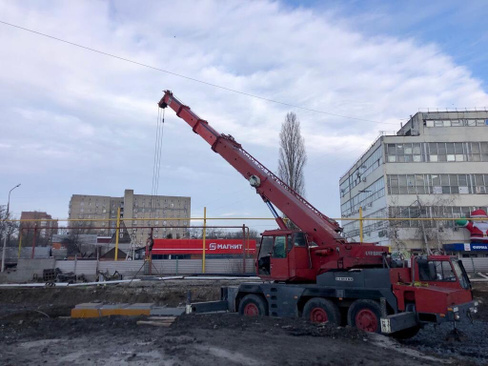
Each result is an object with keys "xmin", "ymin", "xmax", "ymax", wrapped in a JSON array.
[{"xmin": 339, "ymin": 111, "xmax": 488, "ymax": 252}]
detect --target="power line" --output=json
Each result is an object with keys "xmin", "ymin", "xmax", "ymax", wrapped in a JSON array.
[{"xmin": 0, "ymin": 19, "xmax": 397, "ymax": 125}]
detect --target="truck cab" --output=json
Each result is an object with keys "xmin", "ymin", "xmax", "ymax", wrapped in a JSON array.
[
  {"xmin": 389, "ymin": 255, "xmax": 476, "ymax": 328},
  {"xmin": 257, "ymin": 230, "xmax": 315, "ymax": 282}
]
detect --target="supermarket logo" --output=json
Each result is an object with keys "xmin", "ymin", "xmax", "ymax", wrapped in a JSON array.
[{"xmin": 209, "ymin": 243, "xmax": 243, "ymax": 251}]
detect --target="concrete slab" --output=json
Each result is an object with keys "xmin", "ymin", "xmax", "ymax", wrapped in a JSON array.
[
  {"xmin": 150, "ymin": 307, "xmax": 185, "ymax": 316},
  {"xmin": 100, "ymin": 303, "xmax": 130, "ymax": 316},
  {"xmin": 117, "ymin": 303, "xmax": 154, "ymax": 316},
  {"xmin": 126, "ymin": 303, "xmax": 155, "ymax": 309},
  {"xmin": 71, "ymin": 303, "xmax": 103, "ymax": 318},
  {"xmin": 71, "ymin": 302, "xmax": 184, "ymax": 318}
]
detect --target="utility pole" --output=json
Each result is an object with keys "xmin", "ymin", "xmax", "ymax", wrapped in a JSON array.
[{"xmin": 2, "ymin": 183, "xmax": 21, "ymax": 272}]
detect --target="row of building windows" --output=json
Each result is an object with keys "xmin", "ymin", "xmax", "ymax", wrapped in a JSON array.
[
  {"xmin": 340, "ymin": 146, "xmax": 383, "ymax": 196},
  {"xmin": 342, "ymin": 208, "xmax": 387, "ymax": 239},
  {"xmin": 389, "ymin": 173, "xmax": 488, "ymax": 195},
  {"xmin": 341, "ymin": 178, "xmax": 385, "ymax": 217},
  {"xmin": 386, "ymin": 142, "xmax": 488, "ymax": 163},
  {"xmin": 387, "ymin": 174, "xmax": 488, "ymax": 195},
  {"xmin": 133, "ymin": 206, "xmax": 189, "ymax": 214},
  {"xmin": 425, "ymin": 119, "xmax": 488, "ymax": 128},
  {"xmin": 71, "ymin": 197, "xmax": 189, "ymax": 209},
  {"xmin": 342, "ymin": 205, "xmax": 488, "ymax": 238},
  {"xmin": 388, "ymin": 206, "xmax": 488, "ymax": 228},
  {"xmin": 132, "ymin": 220, "xmax": 189, "ymax": 226}
]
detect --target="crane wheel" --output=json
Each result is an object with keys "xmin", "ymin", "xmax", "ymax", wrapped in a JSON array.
[
  {"xmin": 347, "ymin": 299, "xmax": 381, "ymax": 333},
  {"xmin": 302, "ymin": 298, "xmax": 341, "ymax": 325},
  {"xmin": 238, "ymin": 294, "xmax": 268, "ymax": 317}
]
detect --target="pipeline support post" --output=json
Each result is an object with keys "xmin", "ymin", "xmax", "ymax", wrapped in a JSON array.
[
  {"xmin": 359, "ymin": 206, "xmax": 363, "ymax": 242},
  {"xmin": 17, "ymin": 228, "xmax": 23, "ymax": 259},
  {"xmin": 115, "ymin": 207, "xmax": 121, "ymax": 261},
  {"xmin": 31, "ymin": 224, "xmax": 38, "ymax": 259},
  {"xmin": 202, "ymin": 207, "xmax": 207, "ymax": 273},
  {"xmin": 242, "ymin": 224, "xmax": 246, "ymax": 274}
]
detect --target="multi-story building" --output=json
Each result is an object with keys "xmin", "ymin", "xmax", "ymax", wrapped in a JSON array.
[
  {"xmin": 339, "ymin": 110, "xmax": 488, "ymax": 254},
  {"xmin": 69, "ymin": 189, "xmax": 191, "ymax": 247},
  {"xmin": 20, "ymin": 211, "xmax": 58, "ymax": 242}
]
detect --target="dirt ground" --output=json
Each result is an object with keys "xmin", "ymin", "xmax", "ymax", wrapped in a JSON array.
[{"xmin": 0, "ymin": 279, "xmax": 487, "ymax": 366}]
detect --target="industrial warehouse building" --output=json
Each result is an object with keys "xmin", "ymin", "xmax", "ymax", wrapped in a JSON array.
[
  {"xmin": 339, "ymin": 110, "xmax": 488, "ymax": 255},
  {"xmin": 68, "ymin": 189, "xmax": 191, "ymax": 247}
]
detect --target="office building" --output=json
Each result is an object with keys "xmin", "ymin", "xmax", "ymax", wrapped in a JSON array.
[
  {"xmin": 339, "ymin": 110, "xmax": 488, "ymax": 253},
  {"xmin": 69, "ymin": 189, "xmax": 191, "ymax": 247}
]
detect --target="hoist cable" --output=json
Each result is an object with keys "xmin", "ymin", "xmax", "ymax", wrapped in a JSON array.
[{"xmin": 151, "ymin": 106, "xmax": 165, "ymax": 197}]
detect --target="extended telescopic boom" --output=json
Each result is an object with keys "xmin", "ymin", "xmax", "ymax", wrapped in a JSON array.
[{"xmin": 158, "ymin": 90, "xmax": 345, "ymax": 248}]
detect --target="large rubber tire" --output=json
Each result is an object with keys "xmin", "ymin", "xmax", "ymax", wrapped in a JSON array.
[
  {"xmin": 391, "ymin": 326, "xmax": 421, "ymax": 339},
  {"xmin": 238, "ymin": 294, "xmax": 268, "ymax": 317},
  {"xmin": 347, "ymin": 299, "xmax": 382, "ymax": 333},
  {"xmin": 302, "ymin": 298, "xmax": 341, "ymax": 325}
]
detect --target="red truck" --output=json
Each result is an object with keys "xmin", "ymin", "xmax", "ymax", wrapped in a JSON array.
[{"xmin": 158, "ymin": 91, "xmax": 478, "ymax": 338}]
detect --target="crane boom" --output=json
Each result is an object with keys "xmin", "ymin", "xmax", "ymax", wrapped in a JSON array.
[{"xmin": 158, "ymin": 90, "xmax": 344, "ymax": 248}]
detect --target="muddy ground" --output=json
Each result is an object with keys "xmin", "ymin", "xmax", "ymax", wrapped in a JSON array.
[{"xmin": 0, "ymin": 279, "xmax": 487, "ymax": 366}]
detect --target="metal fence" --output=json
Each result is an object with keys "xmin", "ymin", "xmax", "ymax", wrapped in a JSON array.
[
  {"xmin": 54, "ymin": 258, "xmax": 256, "ymax": 278},
  {"xmin": 51, "ymin": 257, "xmax": 488, "ymax": 279},
  {"xmin": 4, "ymin": 247, "xmax": 50, "ymax": 262}
]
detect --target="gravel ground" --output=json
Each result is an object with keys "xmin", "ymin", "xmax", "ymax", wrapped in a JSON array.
[
  {"xmin": 0, "ymin": 313, "xmax": 447, "ymax": 366},
  {"xmin": 0, "ymin": 279, "xmax": 486, "ymax": 365},
  {"xmin": 400, "ymin": 320, "xmax": 487, "ymax": 365}
]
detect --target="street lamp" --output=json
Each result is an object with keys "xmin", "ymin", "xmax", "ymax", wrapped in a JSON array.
[{"xmin": 1, "ymin": 183, "xmax": 21, "ymax": 272}]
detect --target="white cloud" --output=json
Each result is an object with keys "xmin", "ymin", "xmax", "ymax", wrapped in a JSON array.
[{"xmin": 0, "ymin": 0, "xmax": 487, "ymax": 222}]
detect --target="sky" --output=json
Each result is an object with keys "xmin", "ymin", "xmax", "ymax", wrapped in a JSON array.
[{"xmin": 1, "ymin": 0, "xmax": 488, "ymax": 233}]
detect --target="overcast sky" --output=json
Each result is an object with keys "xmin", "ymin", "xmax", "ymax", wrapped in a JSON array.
[{"xmin": 1, "ymin": 0, "xmax": 488, "ymax": 232}]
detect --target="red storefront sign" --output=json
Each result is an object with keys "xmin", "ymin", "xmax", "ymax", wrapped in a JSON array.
[{"xmin": 152, "ymin": 239, "xmax": 256, "ymax": 255}]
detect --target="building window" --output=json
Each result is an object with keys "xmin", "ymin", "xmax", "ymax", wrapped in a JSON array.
[
  {"xmin": 387, "ymin": 173, "xmax": 488, "ymax": 195},
  {"xmin": 425, "ymin": 119, "xmax": 488, "ymax": 128},
  {"xmin": 341, "ymin": 178, "xmax": 385, "ymax": 217},
  {"xmin": 341, "ymin": 146, "xmax": 383, "ymax": 196},
  {"xmin": 387, "ymin": 206, "xmax": 488, "ymax": 228},
  {"xmin": 384, "ymin": 141, "xmax": 488, "ymax": 163},
  {"xmin": 386, "ymin": 143, "xmax": 423, "ymax": 163}
]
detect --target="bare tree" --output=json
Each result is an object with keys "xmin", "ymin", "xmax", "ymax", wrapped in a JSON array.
[
  {"xmin": 278, "ymin": 112, "xmax": 307, "ymax": 195},
  {"xmin": 66, "ymin": 221, "xmax": 96, "ymax": 257},
  {"xmin": 413, "ymin": 196, "xmax": 455, "ymax": 254},
  {"xmin": 1, "ymin": 205, "xmax": 19, "ymax": 247},
  {"xmin": 386, "ymin": 196, "xmax": 455, "ymax": 255}
]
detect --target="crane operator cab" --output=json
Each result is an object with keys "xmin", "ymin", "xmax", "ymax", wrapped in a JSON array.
[{"xmin": 257, "ymin": 230, "xmax": 313, "ymax": 282}]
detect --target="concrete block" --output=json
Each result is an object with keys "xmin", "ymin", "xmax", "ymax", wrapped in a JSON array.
[
  {"xmin": 150, "ymin": 307, "xmax": 185, "ymax": 316},
  {"xmin": 71, "ymin": 303, "xmax": 103, "ymax": 318}
]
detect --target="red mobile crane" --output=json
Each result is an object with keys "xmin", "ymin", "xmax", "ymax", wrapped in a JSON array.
[{"xmin": 158, "ymin": 91, "xmax": 478, "ymax": 338}]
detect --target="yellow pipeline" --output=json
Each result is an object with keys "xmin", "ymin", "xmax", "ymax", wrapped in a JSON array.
[{"xmin": 7, "ymin": 216, "xmax": 479, "ymax": 223}]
